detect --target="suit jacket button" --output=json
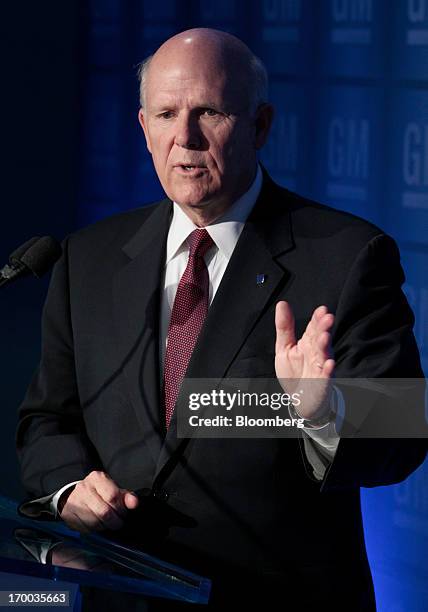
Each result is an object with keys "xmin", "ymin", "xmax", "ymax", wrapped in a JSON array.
[{"xmin": 154, "ymin": 489, "xmax": 168, "ymax": 501}]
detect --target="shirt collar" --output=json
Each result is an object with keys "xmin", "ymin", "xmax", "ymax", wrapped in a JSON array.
[{"xmin": 166, "ymin": 164, "xmax": 263, "ymax": 264}]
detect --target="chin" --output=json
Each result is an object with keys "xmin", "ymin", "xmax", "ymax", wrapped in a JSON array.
[{"xmin": 171, "ymin": 189, "xmax": 213, "ymax": 208}]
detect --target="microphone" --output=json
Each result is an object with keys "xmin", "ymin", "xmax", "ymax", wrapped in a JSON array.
[{"xmin": 0, "ymin": 236, "xmax": 62, "ymax": 288}]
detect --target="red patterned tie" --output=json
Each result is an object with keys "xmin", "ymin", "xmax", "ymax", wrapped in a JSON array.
[{"xmin": 164, "ymin": 229, "xmax": 214, "ymax": 428}]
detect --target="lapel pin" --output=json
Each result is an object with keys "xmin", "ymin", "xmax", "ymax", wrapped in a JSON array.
[{"xmin": 256, "ymin": 274, "xmax": 266, "ymax": 286}]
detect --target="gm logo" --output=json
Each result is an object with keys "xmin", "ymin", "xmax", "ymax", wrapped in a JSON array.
[
  {"xmin": 402, "ymin": 123, "xmax": 428, "ymax": 209},
  {"xmin": 263, "ymin": 112, "xmax": 298, "ymax": 189},
  {"xmin": 327, "ymin": 117, "xmax": 369, "ymax": 201},
  {"xmin": 406, "ymin": 0, "xmax": 428, "ymax": 45},
  {"xmin": 331, "ymin": 0, "xmax": 373, "ymax": 45},
  {"xmin": 262, "ymin": 0, "xmax": 301, "ymax": 43}
]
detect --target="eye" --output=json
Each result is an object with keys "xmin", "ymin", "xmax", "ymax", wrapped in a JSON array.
[
  {"xmin": 202, "ymin": 108, "xmax": 219, "ymax": 117},
  {"xmin": 157, "ymin": 111, "xmax": 175, "ymax": 119}
]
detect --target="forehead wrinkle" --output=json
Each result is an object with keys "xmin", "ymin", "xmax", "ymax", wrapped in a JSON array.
[
  {"xmin": 146, "ymin": 79, "xmax": 236, "ymax": 113},
  {"xmin": 147, "ymin": 65, "xmax": 227, "ymax": 91},
  {"xmin": 145, "ymin": 69, "xmax": 249, "ymax": 114}
]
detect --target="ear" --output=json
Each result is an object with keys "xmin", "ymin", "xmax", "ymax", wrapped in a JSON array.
[
  {"xmin": 254, "ymin": 103, "xmax": 274, "ymax": 150},
  {"xmin": 138, "ymin": 109, "xmax": 152, "ymax": 154}
]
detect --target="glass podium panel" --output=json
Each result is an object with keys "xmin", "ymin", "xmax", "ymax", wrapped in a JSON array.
[{"xmin": 0, "ymin": 496, "xmax": 211, "ymax": 605}]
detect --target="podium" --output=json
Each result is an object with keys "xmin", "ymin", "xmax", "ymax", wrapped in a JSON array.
[{"xmin": 0, "ymin": 495, "xmax": 211, "ymax": 607}]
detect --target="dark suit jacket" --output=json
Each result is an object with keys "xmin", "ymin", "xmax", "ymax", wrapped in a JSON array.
[{"xmin": 17, "ymin": 172, "xmax": 427, "ymax": 610}]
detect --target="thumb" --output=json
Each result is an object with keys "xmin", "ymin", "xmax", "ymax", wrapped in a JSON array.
[
  {"xmin": 275, "ymin": 301, "xmax": 296, "ymax": 352},
  {"xmin": 123, "ymin": 491, "xmax": 139, "ymax": 510}
]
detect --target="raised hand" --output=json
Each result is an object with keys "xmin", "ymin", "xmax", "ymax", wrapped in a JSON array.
[
  {"xmin": 275, "ymin": 301, "xmax": 335, "ymax": 421},
  {"xmin": 58, "ymin": 471, "xmax": 139, "ymax": 534}
]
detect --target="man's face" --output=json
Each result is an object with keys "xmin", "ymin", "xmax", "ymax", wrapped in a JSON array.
[{"xmin": 139, "ymin": 48, "xmax": 268, "ymax": 216}]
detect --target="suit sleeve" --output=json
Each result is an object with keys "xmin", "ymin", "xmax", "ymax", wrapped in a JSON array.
[
  {"xmin": 320, "ymin": 233, "xmax": 427, "ymax": 491},
  {"xmin": 16, "ymin": 238, "xmax": 102, "ymax": 498}
]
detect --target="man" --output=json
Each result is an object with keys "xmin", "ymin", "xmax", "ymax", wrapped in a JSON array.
[{"xmin": 17, "ymin": 29, "xmax": 426, "ymax": 611}]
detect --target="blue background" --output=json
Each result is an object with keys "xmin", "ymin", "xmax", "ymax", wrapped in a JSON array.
[{"xmin": 1, "ymin": 1, "xmax": 427, "ymax": 609}]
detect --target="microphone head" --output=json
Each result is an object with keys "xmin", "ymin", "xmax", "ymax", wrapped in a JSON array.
[
  {"xmin": 9, "ymin": 237, "xmax": 41, "ymax": 263},
  {"xmin": 9, "ymin": 236, "xmax": 62, "ymax": 278}
]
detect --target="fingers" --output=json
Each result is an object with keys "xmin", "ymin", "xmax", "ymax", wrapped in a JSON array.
[
  {"xmin": 60, "ymin": 471, "xmax": 139, "ymax": 534},
  {"xmin": 275, "ymin": 301, "xmax": 296, "ymax": 353},
  {"xmin": 308, "ymin": 307, "xmax": 334, "ymax": 344},
  {"xmin": 311, "ymin": 306, "xmax": 334, "ymax": 333},
  {"xmin": 322, "ymin": 358, "xmax": 335, "ymax": 378},
  {"xmin": 62, "ymin": 501, "xmax": 107, "ymax": 534},
  {"xmin": 311, "ymin": 307, "xmax": 335, "ymax": 375},
  {"xmin": 299, "ymin": 305, "xmax": 335, "ymax": 376},
  {"xmin": 316, "ymin": 330, "xmax": 331, "ymax": 355},
  {"xmin": 123, "ymin": 491, "xmax": 139, "ymax": 510}
]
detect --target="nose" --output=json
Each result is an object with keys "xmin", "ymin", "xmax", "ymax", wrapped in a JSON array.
[{"xmin": 174, "ymin": 112, "xmax": 202, "ymax": 150}]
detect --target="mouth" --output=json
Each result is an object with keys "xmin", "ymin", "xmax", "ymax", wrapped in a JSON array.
[{"xmin": 174, "ymin": 164, "xmax": 207, "ymax": 176}]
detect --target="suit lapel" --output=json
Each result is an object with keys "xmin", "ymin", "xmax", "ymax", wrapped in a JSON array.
[
  {"xmin": 155, "ymin": 177, "xmax": 296, "ymax": 476},
  {"xmin": 113, "ymin": 200, "xmax": 171, "ymax": 466},
  {"xmin": 188, "ymin": 187, "xmax": 294, "ymax": 380}
]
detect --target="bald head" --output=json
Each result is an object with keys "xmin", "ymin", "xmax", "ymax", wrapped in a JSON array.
[{"xmin": 138, "ymin": 28, "xmax": 268, "ymax": 113}]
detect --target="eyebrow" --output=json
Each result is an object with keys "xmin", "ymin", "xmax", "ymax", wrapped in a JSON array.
[{"xmin": 152, "ymin": 100, "xmax": 224, "ymax": 110}]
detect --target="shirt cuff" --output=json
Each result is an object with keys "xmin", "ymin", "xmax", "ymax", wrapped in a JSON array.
[
  {"xmin": 50, "ymin": 481, "xmax": 81, "ymax": 518},
  {"xmin": 19, "ymin": 481, "xmax": 81, "ymax": 520},
  {"xmin": 300, "ymin": 385, "xmax": 345, "ymax": 479}
]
